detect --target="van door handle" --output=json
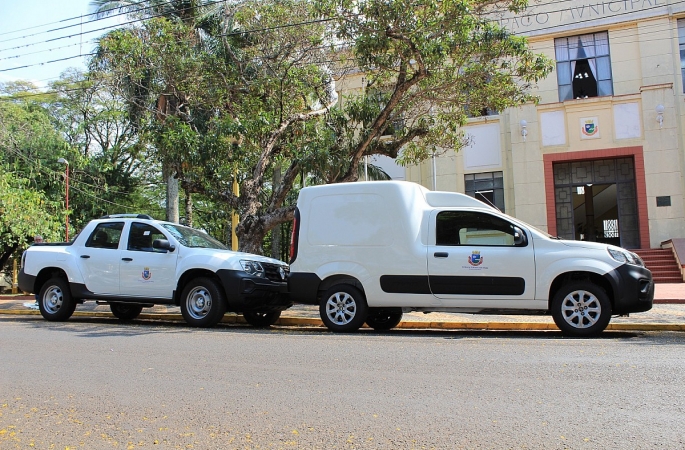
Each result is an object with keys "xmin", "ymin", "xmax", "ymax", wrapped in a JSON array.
[
  {"xmin": 434, "ymin": 252, "xmax": 449, "ymax": 258},
  {"xmin": 80, "ymin": 255, "xmax": 90, "ymax": 259},
  {"xmin": 122, "ymin": 258, "xmax": 133, "ymax": 262}
]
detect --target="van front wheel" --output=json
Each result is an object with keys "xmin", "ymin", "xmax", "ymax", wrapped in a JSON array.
[
  {"xmin": 320, "ymin": 284, "xmax": 368, "ymax": 332},
  {"xmin": 551, "ymin": 281, "xmax": 612, "ymax": 337}
]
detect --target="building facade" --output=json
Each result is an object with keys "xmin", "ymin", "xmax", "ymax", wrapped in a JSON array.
[{"xmin": 402, "ymin": 0, "xmax": 682, "ymax": 250}]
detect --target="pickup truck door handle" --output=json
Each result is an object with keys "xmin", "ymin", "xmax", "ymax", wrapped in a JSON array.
[
  {"xmin": 80, "ymin": 255, "xmax": 90, "ymax": 259},
  {"xmin": 121, "ymin": 257, "xmax": 133, "ymax": 262},
  {"xmin": 434, "ymin": 252, "xmax": 449, "ymax": 258}
]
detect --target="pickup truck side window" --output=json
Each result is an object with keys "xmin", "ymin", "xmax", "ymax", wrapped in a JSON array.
[
  {"xmin": 85, "ymin": 222, "xmax": 124, "ymax": 249},
  {"xmin": 128, "ymin": 222, "xmax": 167, "ymax": 252},
  {"xmin": 436, "ymin": 211, "xmax": 521, "ymax": 246}
]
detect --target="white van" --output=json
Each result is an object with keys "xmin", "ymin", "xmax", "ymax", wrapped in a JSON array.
[{"xmin": 288, "ymin": 181, "xmax": 654, "ymax": 336}]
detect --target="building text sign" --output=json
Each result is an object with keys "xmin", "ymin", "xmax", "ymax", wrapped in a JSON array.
[{"xmin": 495, "ymin": 0, "xmax": 672, "ymax": 35}]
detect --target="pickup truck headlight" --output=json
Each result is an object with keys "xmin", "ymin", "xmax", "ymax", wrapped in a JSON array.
[
  {"xmin": 240, "ymin": 260, "xmax": 265, "ymax": 277},
  {"xmin": 608, "ymin": 248, "xmax": 644, "ymax": 267}
]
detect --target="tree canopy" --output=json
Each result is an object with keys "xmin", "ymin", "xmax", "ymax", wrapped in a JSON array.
[{"xmin": 2, "ymin": 0, "xmax": 552, "ymax": 261}]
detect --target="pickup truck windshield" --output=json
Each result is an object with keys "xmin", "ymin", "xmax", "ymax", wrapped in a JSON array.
[{"xmin": 161, "ymin": 224, "xmax": 228, "ymax": 250}]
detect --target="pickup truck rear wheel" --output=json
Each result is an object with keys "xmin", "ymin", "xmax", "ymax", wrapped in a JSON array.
[
  {"xmin": 38, "ymin": 277, "xmax": 76, "ymax": 322},
  {"xmin": 243, "ymin": 311, "xmax": 281, "ymax": 327},
  {"xmin": 180, "ymin": 277, "xmax": 227, "ymax": 327},
  {"xmin": 551, "ymin": 281, "xmax": 612, "ymax": 337},
  {"xmin": 320, "ymin": 284, "xmax": 368, "ymax": 332},
  {"xmin": 366, "ymin": 308, "xmax": 403, "ymax": 331},
  {"xmin": 110, "ymin": 303, "xmax": 143, "ymax": 321}
]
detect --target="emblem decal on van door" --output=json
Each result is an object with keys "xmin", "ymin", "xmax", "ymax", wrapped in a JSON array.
[
  {"xmin": 142, "ymin": 267, "xmax": 152, "ymax": 280},
  {"xmin": 468, "ymin": 251, "xmax": 483, "ymax": 266}
]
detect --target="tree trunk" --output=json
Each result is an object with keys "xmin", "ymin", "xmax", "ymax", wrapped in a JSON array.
[
  {"xmin": 0, "ymin": 243, "xmax": 19, "ymax": 273},
  {"xmin": 184, "ymin": 188, "xmax": 193, "ymax": 227},
  {"xmin": 270, "ymin": 165, "xmax": 282, "ymax": 259},
  {"xmin": 165, "ymin": 163, "xmax": 180, "ymax": 223}
]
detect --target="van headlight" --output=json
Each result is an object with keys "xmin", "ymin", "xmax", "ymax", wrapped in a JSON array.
[
  {"xmin": 608, "ymin": 248, "xmax": 644, "ymax": 267},
  {"xmin": 240, "ymin": 260, "xmax": 265, "ymax": 277}
]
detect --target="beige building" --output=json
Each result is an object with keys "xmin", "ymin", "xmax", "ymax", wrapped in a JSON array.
[{"xmin": 400, "ymin": 0, "xmax": 683, "ymax": 253}]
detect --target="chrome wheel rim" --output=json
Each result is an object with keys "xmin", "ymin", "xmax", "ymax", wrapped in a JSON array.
[
  {"xmin": 325, "ymin": 292, "xmax": 356, "ymax": 326},
  {"xmin": 186, "ymin": 286, "xmax": 212, "ymax": 320},
  {"xmin": 42, "ymin": 285, "xmax": 63, "ymax": 314},
  {"xmin": 560, "ymin": 289, "xmax": 601, "ymax": 329}
]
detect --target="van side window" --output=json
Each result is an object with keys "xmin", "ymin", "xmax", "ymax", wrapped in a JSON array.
[
  {"xmin": 86, "ymin": 222, "xmax": 124, "ymax": 249},
  {"xmin": 436, "ymin": 211, "xmax": 520, "ymax": 246},
  {"xmin": 128, "ymin": 222, "xmax": 167, "ymax": 252}
]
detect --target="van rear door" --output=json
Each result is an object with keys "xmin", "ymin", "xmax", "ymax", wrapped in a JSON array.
[{"xmin": 427, "ymin": 210, "xmax": 536, "ymax": 302}]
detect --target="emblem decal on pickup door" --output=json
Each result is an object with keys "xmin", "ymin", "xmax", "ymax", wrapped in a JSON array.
[
  {"xmin": 468, "ymin": 251, "xmax": 483, "ymax": 266},
  {"xmin": 142, "ymin": 267, "xmax": 152, "ymax": 280}
]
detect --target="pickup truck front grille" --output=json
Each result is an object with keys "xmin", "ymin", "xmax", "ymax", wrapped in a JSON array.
[{"xmin": 262, "ymin": 263, "xmax": 289, "ymax": 282}]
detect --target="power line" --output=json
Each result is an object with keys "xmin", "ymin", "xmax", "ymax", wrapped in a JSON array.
[
  {"xmin": 0, "ymin": 0, "xmax": 227, "ymax": 52},
  {"xmin": 0, "ymin": 0, "xmax": 151, "ymax": 39}
]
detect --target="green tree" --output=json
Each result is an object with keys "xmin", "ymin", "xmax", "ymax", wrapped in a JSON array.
[{"xmin": 91, "ymin": 0, "xmax": 551, "ymax": 255}]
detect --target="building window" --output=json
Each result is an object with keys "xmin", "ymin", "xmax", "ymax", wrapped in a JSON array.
[
  {"xmin": 465, "ymin": 171, "xmax": 504, "ymax": 212},
  {"xmin": 555, "ymin": 31, "xmax": 612, "ymax": 101},
  {"xmin": 678, "ymin": 20, "xmax": 685, "ymax": 93}
]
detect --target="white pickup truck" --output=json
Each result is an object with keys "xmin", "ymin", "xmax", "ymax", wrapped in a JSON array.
[
  {"xmin": 288, "ymin": 181, "xmax": 655, "ymax": 336},
  {"xmin": 19, "ymin": 214, "xmax": 291, "ymax": 327}
]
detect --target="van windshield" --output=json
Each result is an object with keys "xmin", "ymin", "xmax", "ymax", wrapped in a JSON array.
[{"xmin": 161, "ymin": 224, "xmax": 228, "ymax": 249}]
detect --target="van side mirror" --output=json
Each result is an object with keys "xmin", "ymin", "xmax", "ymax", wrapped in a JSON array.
[
  {"xmin": 513, "ymin": 227, "xmax": 527, "ymax": 247},
  {"xmin": 153, "ymin": 239, "xmax": 176, "ymax": 252}
]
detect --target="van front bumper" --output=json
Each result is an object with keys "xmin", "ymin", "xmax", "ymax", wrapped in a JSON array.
[
  {"xmin": 605, "ymin": 264, "xmax": 654, "ymax": 315},
  {"xmin": 216, "ymin": 269, "xmax": 292, "ymax": 313}
]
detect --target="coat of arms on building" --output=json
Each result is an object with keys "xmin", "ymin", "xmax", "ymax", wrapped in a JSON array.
[{"xmin": 580, "ymin": 117, "xmax": 600, "ymax": 139}]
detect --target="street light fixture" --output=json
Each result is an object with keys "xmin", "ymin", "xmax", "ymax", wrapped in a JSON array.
[{"xmin": 57, "ymin": 158, "xmax": 69, "ymax": 241}]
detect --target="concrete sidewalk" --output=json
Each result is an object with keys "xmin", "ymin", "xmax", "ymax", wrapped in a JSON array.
[{"xmin": 2, "ymin": 283, "xmax": 685, "ymax": 332}]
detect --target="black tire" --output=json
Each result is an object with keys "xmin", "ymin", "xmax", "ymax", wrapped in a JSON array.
[
  {"xmin": 366, "ymin": 308, "xmax": 403, "ymax": 331},
  {"xmin": 319, "ymin": 284, "xmax": 368, "ymax": 332},
  {"xmin": 38, "ymin": 277, "xmax": 76, "ymax": 322},
  {"xmin": 180, "ymin": 277, "xmax": 226, "ymax": 327},
  {"xmin": 551, "ymin": 281, "xmax": 612, "ymax": 337},
  {"xmin": 243, "ymin": 311, "xmax": 281, "ymax": 327},
  {"xmin": 110, "ymin": 303, "xmax": 143, "ymax": 321}
]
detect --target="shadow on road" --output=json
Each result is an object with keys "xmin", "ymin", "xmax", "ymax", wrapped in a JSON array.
[{"xmin": 2, "ymin": 315, "xmax": 652, "ymax": 340}]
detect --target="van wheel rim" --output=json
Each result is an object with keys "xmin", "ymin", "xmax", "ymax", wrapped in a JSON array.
[
  {"xmin": 42, "ymin": 286, "xmax": 63, "ymax": 314},
  {"xmin": 560, "ymin": 290, "xmax": 601, "ymax": 329},
  {"xmin": 325, "ymin": 292, "xmax": 356, "ymax": 325},
  {"xmin": 186, "ymin": 287, "xmax": 212, "ymax": 320}
]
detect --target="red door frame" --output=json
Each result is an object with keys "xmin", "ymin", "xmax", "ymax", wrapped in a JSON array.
[{"xmin": 543, "ymin": 146, "xmax": 650, "ymax": 249}]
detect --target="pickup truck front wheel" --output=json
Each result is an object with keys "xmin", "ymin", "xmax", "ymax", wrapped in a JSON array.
[
  {"xmin": 38, "ymin": 277, "xmax": 76, "ymax": 322},
  {"xmin": 320, "ymin": 284, "xmax": 368, "ymax": 333},
  {"xmin": 110, "ymin": 303, "xmax": 143, "ymax": 321},
  {"xmin": 243, "ymin": 311, "xmax": 281, "ymax": 327},
  {"xmin": 551, "ymin": 282, "xmax": 612, "ymax": 337},
  {"xmin": 180, "ymin": 277, "xmax": 226, "ymax": 327}
]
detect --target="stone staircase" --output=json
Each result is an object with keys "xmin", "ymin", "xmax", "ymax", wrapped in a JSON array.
[{"xmin": 633, "ymin": 249, "xmax": 683, "ymax": 283}]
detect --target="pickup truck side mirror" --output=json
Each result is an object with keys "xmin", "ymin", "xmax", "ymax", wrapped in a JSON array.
[
  {"xmin": 153, "ymin": 239, "xmax": 176, "ymax": 252},
  {"xmin": 513, "ymin": 227, "xmax": 527, "ymax": 247}
]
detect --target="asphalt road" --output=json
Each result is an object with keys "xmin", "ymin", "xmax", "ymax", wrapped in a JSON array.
[{"xmin": 1, "ymin": 316, "xmax": 684, "ymax": 449}]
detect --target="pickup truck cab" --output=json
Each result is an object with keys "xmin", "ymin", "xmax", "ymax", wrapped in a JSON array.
[
  {"xmin": 19, "ymin": 214, "xmax": 291, "ymax": 327},
  {"xmin": 288, "ymin": 181, "xmax": 654, "ymax": 336}
]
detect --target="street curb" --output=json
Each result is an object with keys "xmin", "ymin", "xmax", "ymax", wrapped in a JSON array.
[{"xmin": 1, "ymin": 309, "xmax": 683, "ymax": 332}]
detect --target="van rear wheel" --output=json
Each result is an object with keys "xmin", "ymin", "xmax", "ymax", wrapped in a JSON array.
[
  {"xmin": 366, "ymin": 308, "xmax": 403, "ymax": 331},
  {"xmin": 320, "ymin": 284, "xmax": 368, "ymax": 332}
]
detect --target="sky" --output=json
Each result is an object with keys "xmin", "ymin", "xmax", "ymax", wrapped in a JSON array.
[{"xmin": 0, "ymin": 1, "xmax": 124, "ymax": 88}]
